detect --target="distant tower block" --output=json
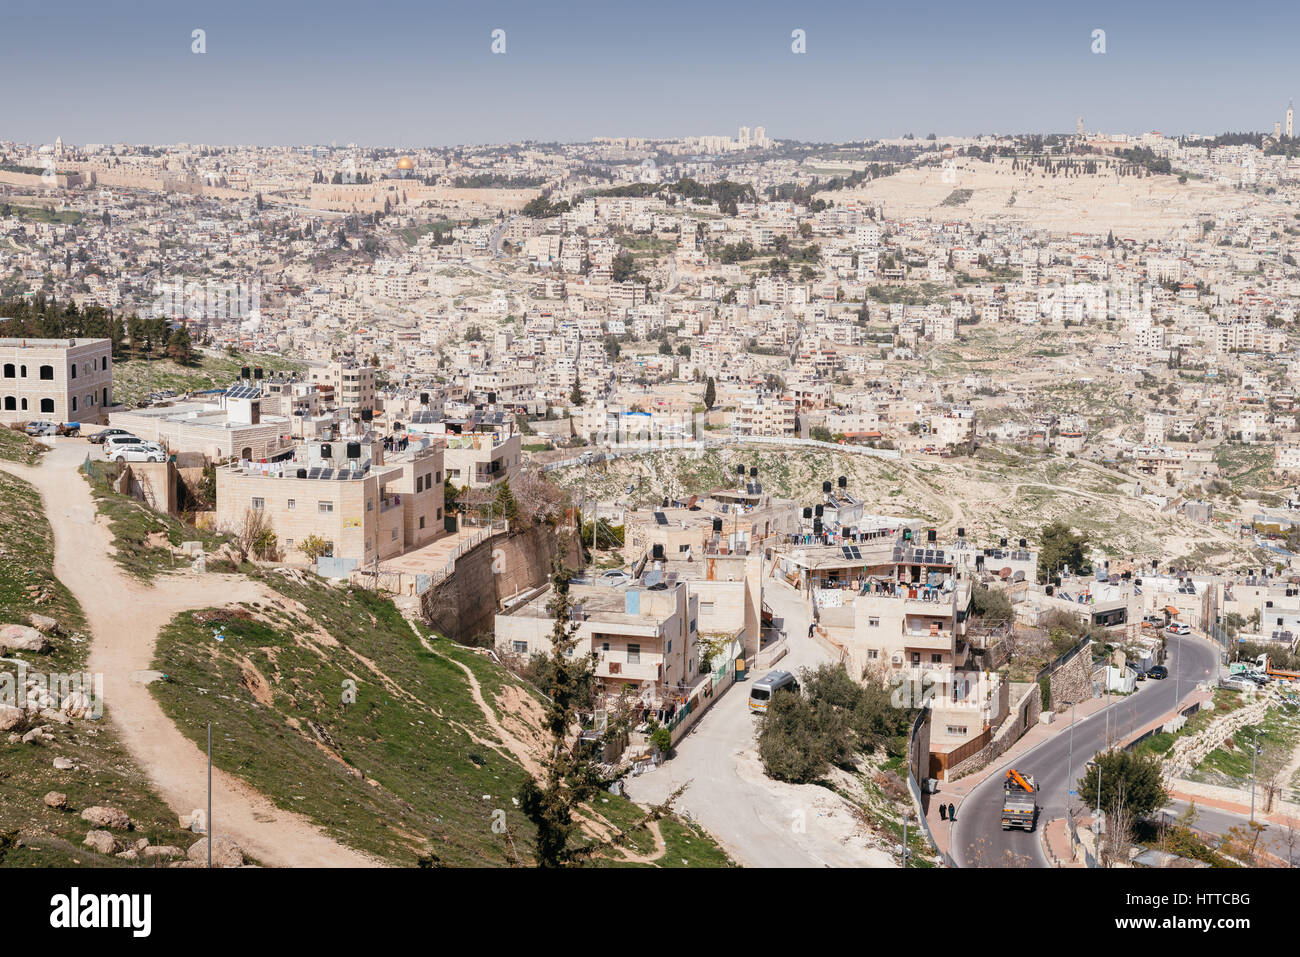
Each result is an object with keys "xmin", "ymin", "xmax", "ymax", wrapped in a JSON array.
[
  {"xmin": 1287, "ymin": 100, "xmax": 1294, "ymax": 138},
  {"xmin": 1276, "ymin": 122, "xmax": 1283, "ymax": 139},
  {"xmin": 1076, "ymin": 116, "xmax": 1084, "ymax": 136}
]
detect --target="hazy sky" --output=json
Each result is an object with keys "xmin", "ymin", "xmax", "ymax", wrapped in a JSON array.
[{"xmin": 3, "ymin": 0, "xmax": 1296, "ymax": 146}]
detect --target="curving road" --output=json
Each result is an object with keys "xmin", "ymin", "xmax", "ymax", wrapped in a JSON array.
[{"xmin": 952, "ymin": 633, "xmax": 1221, "ymax": 867}]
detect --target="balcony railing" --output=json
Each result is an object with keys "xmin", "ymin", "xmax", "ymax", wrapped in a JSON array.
[{"xmin": 595, "ymin": 654, "xmax": 662, "ymax": 683}]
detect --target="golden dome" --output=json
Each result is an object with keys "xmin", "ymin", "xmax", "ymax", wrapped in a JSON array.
[{"xmin": 395, "ymin": 156, "xmax": 415, "ymax": 171}]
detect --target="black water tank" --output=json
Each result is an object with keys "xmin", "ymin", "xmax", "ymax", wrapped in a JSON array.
[
  {"xmin": 749, "ymin": 467, "xmax": 757, "ymax": 478},
  {"xmin": 927, "ymin": 529, "xmax": 937, "ymax": 542},
  {"xmin": 1046, "ymin": 585, "xmax": 1055, "ymax": 596},
  {"xmin": 240, "ymin": 366, "xmax": 251, "ymax": 379},
  {"xmin": 814, "ymin": 504, "xmax": 824, "ymax": 517},
  {"xmin": 1019, "ymin": 538, "xmax": 1027, "ymax": 548},
  {"xmin": 420, "ymin": 392, "xmax": 429, "ymax": 405},
  {"xmin": 813, "ymin": 518, "xmax": 822, "ymax": 532},
  {"xmin": 652, "ymin": 544, "xmax": 665, "ymax": 560},
  {"xmin": 822, "ymin": 481, "xmax": 832, "ymax": 494},
  {"xmin": 488, "ymin": 392, "xmax": 497, "ymax": 404},
  {"xmin": 802, "ymin": 507, "xmax": 812, "ymax": 519},
  {"xmin": 1000, "ymin": 537, "xmax": 1008, "ymax": 547},
  {"xmin": 712, "ymin": 517, "xmax": 723, "ymax": 532},
  {"xmin": 838, "ymin": 475, "xmax": 847, "ymax": 488},
  {"xmin": 957, "ymin": 527, "xmax": 965, "ymax": 538},
  {"xmin": 321, "ymin": 443, "xmax": 332, "ymax": 458},
  {"xmin": 296, "ymin": 468, "xmax": 307, "ymax": 479},
  {"xmin": 361, "ymin": 409, "xmax": 373, "ymax": 422},
  {"xmin": 253, "ymin": 367, "xmax": 263, "ymax": 380},
  {"xmin": 346, "ymin": 442, "xmax": 361, "ymax": 459}
]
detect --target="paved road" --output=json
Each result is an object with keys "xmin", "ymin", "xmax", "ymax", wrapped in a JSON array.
[
  {"xmin": 624, "ymin": 576, "xmax": 893, "ymax": 867},
  {"xmin": 1162, "ymin": 799, "xmax": 1298, "ymax": 865},
  {"xmin": 952, "ymin": 633, "xmax": 1221, "ymax": 867}
]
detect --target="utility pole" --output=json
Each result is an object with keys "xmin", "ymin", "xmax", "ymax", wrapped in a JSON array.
[
  {"xmin": 1067, "ymin": 700, "xmax": 1075, "ymax": 812},
  {"xmin": 902, "ymin": 810, "xmax": 909, "ymax": 868},
  {"xmin": 1250, "ymin": 728, "xmax": 1262, "ymax": 823},
  {"xmin": 206, "ymin": 721, "xmax": 213, "ymax": 869}
]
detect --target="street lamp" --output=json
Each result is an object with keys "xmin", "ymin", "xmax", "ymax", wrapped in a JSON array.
[{"xmin": 1067, "ymin": 700, "xmax": 1076, "ymax": 812}]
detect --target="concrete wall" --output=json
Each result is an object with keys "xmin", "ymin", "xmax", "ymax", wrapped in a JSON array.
[
  {"xmin": 121, "ymin": 460, "xmax": 179, "ymax": 515},
  {"xmin": 419, "ymin": 522, "xmax": 579, "ymax": 642}
]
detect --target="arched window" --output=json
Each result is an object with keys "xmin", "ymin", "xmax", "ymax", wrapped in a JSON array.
[
  {"xmin": 71, "ymin": 396, "xmax": 77, "ymax": 413},
  {"xmin": 102, "ymin": 387, "xmax": 109, "ymax": 406},
  {"xmin": 2, "ymin": 397, "xmax": 14, "ymax": 410},
  {"xmin": 70, "ymin": 364, "xmax": 77, "ymax": 379},
  {"xmin": 20, "ymin": 398, "xmax": 27, "ymax": 411},
  {"xmin": 39, "ymin": 398, "xmax": 54, "ymax": 414},
  {"xmin": 2, "ymin": 364, "xmax": 13, "ymax": 378},
  {"xmin": 39, "ymin": 365, "xmax": 54, "ymax": 381}
]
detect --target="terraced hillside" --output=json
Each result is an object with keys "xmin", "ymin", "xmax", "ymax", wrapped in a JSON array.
[{"xmin": 549, "ymin": 443, "xmax": 1261, "ymax": 570}]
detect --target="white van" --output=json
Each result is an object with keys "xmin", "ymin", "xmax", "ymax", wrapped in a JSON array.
[{"xmin": 749, "ymin": 670, "xmax": 799, "ymax": 713}]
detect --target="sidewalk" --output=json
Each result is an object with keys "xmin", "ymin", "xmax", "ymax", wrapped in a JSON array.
[
  {"xmin": 1041, "ymin": 816, "xmax": 1089, "ymax": 867},
  {"xmin": 1167, "ymin": 779, "xmax": 1300, "ymax": 830}
]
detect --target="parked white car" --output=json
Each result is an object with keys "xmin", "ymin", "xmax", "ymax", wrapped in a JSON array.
[
  {"xmin": 102, "ymin": 433, "xmax": 142, "ymax": 452},
  {"xmin": 107, "ymin": 443, "xmax": 167, "ymax": 463}
]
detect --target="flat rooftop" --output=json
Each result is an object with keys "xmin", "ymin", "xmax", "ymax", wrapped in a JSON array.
[{"xmin": 0, "ymin": 336, "xmax": 110, "ymax": 348}]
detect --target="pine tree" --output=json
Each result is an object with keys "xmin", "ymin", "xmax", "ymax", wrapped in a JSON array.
[
  {"xmin": 495, "ymin": 478, "xmax": 519, "ymax": 524},
  {"xmin": 517, "ymin": 566, "xmax": 682, "ymax": 866},
  {"xmin": 517, "ymin": 569, "xmax": 602, "ymax": 866},
  {"xmin": 569, "ymin": 380, "xmax": 584, "ymax": 407},
  {"xmin": 703, "ymin": 376, "xmax": 716, "ymax": 411}
]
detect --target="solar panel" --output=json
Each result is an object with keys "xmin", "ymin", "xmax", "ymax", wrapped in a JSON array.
[
  {"xmin": 319, "ymin": 468, "xmax": 333, "ymax": 480},
  {"xmin": 653, "ymin": 511, "xmax": 668, "ymax": 526},
  {"xmin": 307, "ymin": 468, "xmax": 321, "ymax": 479},
  {"xmin": 226, "ymin": 384, "xmax": 262, "ymax": 400},
  {"xmin": 850, "ymin": 546, "xmax": 862, "ymax": 559}
]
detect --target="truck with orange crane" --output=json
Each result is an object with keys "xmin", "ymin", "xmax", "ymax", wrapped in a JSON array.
[
  {"xmin": 1257, "ymin": 654, "xmax": 1300, "ymax": 683},
  {"xmin": 1001, "ymin": 768, "xmax": 1038, "ymax": 832}
]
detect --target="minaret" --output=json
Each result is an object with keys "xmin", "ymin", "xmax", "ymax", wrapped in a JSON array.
[{"xmin": 1288, "ymin": 100, "xmax": 1294, "ymax": 139}]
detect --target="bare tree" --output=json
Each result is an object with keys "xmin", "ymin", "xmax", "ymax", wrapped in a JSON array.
[
  {"xmin": 1105, "ymin": 784, "xmax": 1135, "ymax": 867},
  {"xmin": 513, "ymin": 469, "xmax": 567, "ymax": 524},
  {"xmin": 1262, "ymin": 770, "xmax": 1283, "ymax": 815},
  {"xmin": 230, "ymin": 507, "xmax": 275, "ymax": 563}
]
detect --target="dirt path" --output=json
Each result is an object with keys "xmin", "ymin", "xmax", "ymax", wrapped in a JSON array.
[{"xmin": 2, "ymin": 442, "xmax": 379, "ymax": 867}]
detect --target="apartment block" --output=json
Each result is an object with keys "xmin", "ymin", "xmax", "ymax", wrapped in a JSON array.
[{"xmin": 0, "ymin": 336, "xmax": 113, "ymax": 424}]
